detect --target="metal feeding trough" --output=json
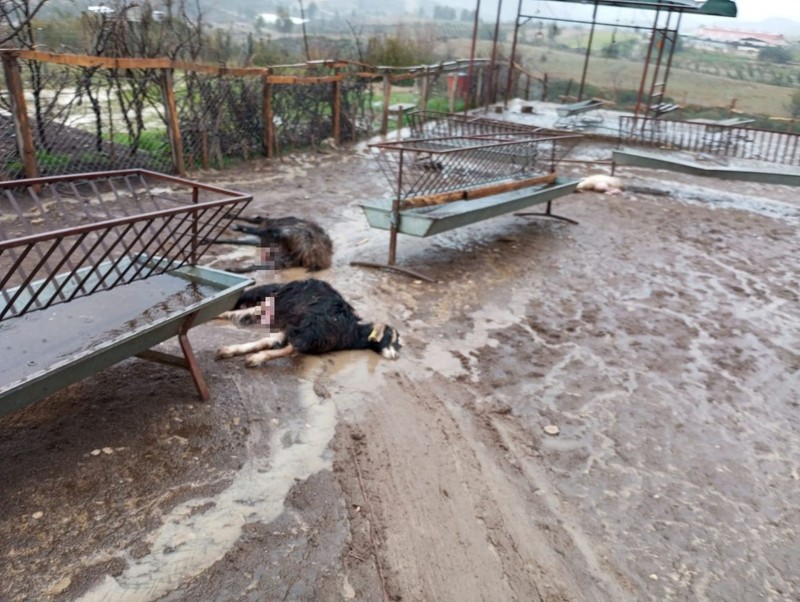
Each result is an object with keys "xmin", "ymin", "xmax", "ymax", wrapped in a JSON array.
[
  {"xmin": 0, "ymin": 169, "xmax": 253, "ymax": 416},
  {"xmin": 354, "ymin": 112, "xmax": 582, "ymax": 281}
]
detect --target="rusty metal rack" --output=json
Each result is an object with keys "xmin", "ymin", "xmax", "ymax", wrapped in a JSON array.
[
  {"xmin": 354, "ymin": 126, "xmax": 583, "ymax": 280},
  {"xmin": 370, "ymin": 131, "xmax": 580, "ymax": 209},
  {"xmin": 407, "ymin": 109, "xmax": 552, "ymax": 138},
  {"xmin": 370, "ymin": 131, "xmax": 579, "ymax": 207},
  {"xmin": 0, "ymin": 169, "xmax": 253, "ymax": 416}
]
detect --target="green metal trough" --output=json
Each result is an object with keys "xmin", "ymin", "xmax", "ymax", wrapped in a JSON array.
[
  {"xmin": 613, "ymin": 149, "xmax": 800, "ymax": 187},
  {"xmin": 0, "ymin": 169, "xmax": 254, "ymax": 416},
  {"xmin": 359, "ymin": 177, "xmax": 580, "ymax": 238},
  {"xmin": 0, "ymin": 260, "xmax": 252, "ymax": 417}
]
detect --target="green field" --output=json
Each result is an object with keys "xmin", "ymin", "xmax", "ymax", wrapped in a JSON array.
[{"xmin": 450, "ymin": 39, "xmax": 798, "ymax": 118}]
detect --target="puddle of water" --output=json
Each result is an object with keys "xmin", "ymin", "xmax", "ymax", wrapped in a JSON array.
[
  {"xmin": 77, "ymin": 346, "xmax": 393, "ymax": 601},
  {"xmin": 671, "ymin": 186, "xmax": 800, "ymax": 223},
  {"xmin": 419, "ymin": 293, "xmax": 528, "ymax": 381},
  {"xmin": 78, "ymin": 375, "xmax": 335, "ymax": 602}
]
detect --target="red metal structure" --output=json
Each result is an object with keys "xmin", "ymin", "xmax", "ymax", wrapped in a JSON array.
[{"xmin": 506, "ymin": 0, "xmax": 738, "ymax": 121}]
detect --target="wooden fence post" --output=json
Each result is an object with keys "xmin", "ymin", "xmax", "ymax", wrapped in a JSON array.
[
  {"xmin": 476, "ymin": 67, "xmax": 484, "ymax": 110},
  {"xmin": 448, "ymin": 71, "xmax": 457, "ymax": 112},
  {"xmin": 381, "ymin": 70, "xmax": 391, "ymax": 137},
  {"xmin": 263, "ymin": 71, "xmax": 274, "ymax": 159},
  {"xmin": 420, "ymin": 66, "xmax": 430, "ymax": 112},
  {"xmin": 332, "ymin": 68, "xmax": 341, "ymax": 146},
  {"xmin": 160, "ymin": 68, "xmax": 185, "ymax": 176},
  {"xmin": 1, "ymin": 51, "xmax": 39, "ymax": 180}
]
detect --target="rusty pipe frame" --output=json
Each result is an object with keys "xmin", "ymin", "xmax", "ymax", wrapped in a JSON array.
[{"xmin": 0, "ymin": 169, "xmax": 252, "ymax": 321}]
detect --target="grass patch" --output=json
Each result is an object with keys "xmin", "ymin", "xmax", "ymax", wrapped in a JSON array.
[{"xmin": 449, "ymin": 38, "xmax": 799, "ymax": 119}]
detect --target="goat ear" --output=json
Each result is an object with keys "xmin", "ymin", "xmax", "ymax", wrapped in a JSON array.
[{"xmin": 368, "ymin": 323, "xmax": 386, "ymax": 342}]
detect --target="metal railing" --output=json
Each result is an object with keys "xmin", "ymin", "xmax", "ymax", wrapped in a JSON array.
[
  {"xmin": 370, "ymin": 111, "xmax": 582, "ymax": 211},
  {"xmin": 619, "ymin": 116, "xmax": 800, "ymax": 167},
  {"xmin": 0, "ymin": 170, "xmax": 251, "ymax": 321}
]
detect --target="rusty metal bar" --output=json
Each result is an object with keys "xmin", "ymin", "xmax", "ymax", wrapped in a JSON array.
[
  {"xmin": 1, "ymin": 170, "xmax": 252, "ymax": 322},
  {"xmin": 577, "ymin": 1, "xmax": 599, "ymax": 102}
]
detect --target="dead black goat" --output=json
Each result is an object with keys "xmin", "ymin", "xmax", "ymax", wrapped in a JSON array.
[
  {"xmin": 209, "ymin": 215, "xmax": 333, "ymax": 273},
  {"xmin": 217, "ymin": 279, "xmax": 402, "ymax": 367}
]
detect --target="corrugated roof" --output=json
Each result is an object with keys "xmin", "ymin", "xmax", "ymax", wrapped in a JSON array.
[{"xmin": 538, "ymin": 0, "xmax": 737, "ymax": 17}]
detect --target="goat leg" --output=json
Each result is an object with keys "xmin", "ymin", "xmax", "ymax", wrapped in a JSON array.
[
  {"xmin": 245, "ymin": 343, "xmax": 296, "ymax": 367},
  {"xmin": 219, "ymin": 306, "xmax": 261, "ymax": 326},
  {"xmin": 201, "ymin": 237, "xmax": 261, "ymax": 246},
  {"xmin": 216, "ymin": 332, "xmax": 286, "ymax": 359}
]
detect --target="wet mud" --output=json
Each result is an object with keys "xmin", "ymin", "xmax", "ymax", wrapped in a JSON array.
[{"xmin": 1, "ymin": 143, "xmax": 798, "ymax": 601}]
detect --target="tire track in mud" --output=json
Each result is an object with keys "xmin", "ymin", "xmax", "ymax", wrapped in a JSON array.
[{"xmin": 336, "ymin": 362, "xmax": 634, "ymax": 601}]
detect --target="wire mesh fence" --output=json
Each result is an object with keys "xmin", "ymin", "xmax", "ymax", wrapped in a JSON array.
[
  {"xmin": 272, "ymin": 81, "xmax": 334, "ymax": 152},
  {"xmin": 1, "ymin": 58, "xmax": 172, "ymax": 179},
  {"xmin": 178, "ymin": 71, "xmax": 264, "ymax": 169},
  {"xmin": 0, "ymin": 52, "xmax": 502, "ymax": 181}
]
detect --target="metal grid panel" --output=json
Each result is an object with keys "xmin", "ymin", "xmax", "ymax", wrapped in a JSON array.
[
  {"xmin": 619, "ymin": 116, "xmax": 800, "ymax": 166},
  {"xmin": 0, "ymin": 170, "xmax": 251, "ymax": 321},
  {"xmin": 370, "ymin": 130, "xmax": 582, "ymax": 200},
  {"xmin": 407, "ymin": 110, "xmax": 549, "ymax": 138}
]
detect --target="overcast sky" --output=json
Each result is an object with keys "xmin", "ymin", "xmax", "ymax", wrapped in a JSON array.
[
  {"xmin": 734, "ymin": 0, "xmax": 800, "ymax": 22},
  {"xmin": 514, "ymin": 0, "xmax": 800, "ymax": 29}
]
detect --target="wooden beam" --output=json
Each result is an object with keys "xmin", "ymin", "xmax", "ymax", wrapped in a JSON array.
[
  {"xmin": 1, "ymin": 53, "xmax": 39, "ymax": 180},
  {"xmin": 332, "ymin": 68, "xmax": 342, "ymax": 147},
  {"xmin": 160, "ymin": 69, "xmax": 185, "ymax": 176},
  {"xmin": 262, "ymin": 72, "xmax": 273, "ymax": 159},
  {"xmin": 381, "ymin": 71, "xmax": 391, "ymax": 137},
  {"xmin": 402, "ymin": 173, "xmax": 557, "ymax": 209}
]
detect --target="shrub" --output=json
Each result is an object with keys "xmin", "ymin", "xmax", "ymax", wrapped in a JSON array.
[
  {"xmin": 788, "ymin": 89, "xmax": 800, "ymax": 119},
  {"xmin": 757, "ymin": 46, "xmax": 793, "ymax": 64}
]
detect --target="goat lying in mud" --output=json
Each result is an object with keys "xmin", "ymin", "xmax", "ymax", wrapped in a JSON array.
[
  {"xmin": 209, "ymin": 215, "xmax": 333, "ymax": 272},
  {"xmin": 217, "ymin": 279, "xmax": 402, "ymax": 366}
]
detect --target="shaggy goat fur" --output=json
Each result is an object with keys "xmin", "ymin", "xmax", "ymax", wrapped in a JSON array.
[
  {"xmin": 210, "ymin": 215, "xmax": 333, "ymax": 272},
  {"xmin": 217, "ymin": 279, "xmax": 401, "ymax": 367}
]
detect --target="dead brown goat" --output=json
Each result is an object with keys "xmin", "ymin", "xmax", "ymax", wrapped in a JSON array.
[{"xmin": 208, "ymin": 215, "xmax": 333, "ymax": 273}]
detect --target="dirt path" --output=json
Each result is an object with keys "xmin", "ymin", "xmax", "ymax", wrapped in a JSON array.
[{"xmin": 1, "ymin": 145, "xmax": 798, "ymax": 601}]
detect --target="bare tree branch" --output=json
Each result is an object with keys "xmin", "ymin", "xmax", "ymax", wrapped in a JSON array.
[{"xmin": 0, "ymin": 0, "xmax": 51, "ymax": 46}]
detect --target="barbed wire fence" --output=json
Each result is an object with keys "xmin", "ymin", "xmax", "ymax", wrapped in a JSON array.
[{"xmin": 0, "ymin": 50, "xmax": 495, "ymax": 180}]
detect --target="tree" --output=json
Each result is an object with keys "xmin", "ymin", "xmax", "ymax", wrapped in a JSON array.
[
  {"xmin": 547, "ymin": 23, "xmax": 560, "ymax": 43},
  {"xmin": 255, "ymin": 15, "xmax": 266, "ymax": 34},
  {"xmin": 0, "ymin": 0, "xmax": 51, "ymax": 46},
  {"xmin": 788, "ymin": 89, "xmax": 800, "ymax": 119},
  {"xmin": 276, "ymin": 5, "xmax": 293, "ymax": 33},
  {"xmin": 758, "ymin": 46, "xmax": 793, "ymax": 64}
]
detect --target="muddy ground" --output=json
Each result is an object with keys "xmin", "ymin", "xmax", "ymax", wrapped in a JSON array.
[{"xmin": 1, "ymin": 139, "xmax": 799, "ymax": 602}]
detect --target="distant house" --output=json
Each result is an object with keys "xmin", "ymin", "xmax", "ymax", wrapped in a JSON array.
[
  {"xmin": 685, "ymin": 27, "xmax": 791, "ymax": 54},
  {"xmin": 87, "ymin": 5, "xmax": 114, "ymax": 15},
  {"xmin": 259, "ymin": 13, "xmax": 309, "ymax": 26}
]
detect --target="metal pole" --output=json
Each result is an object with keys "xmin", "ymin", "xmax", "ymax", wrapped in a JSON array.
[
  {"xmin": 388, "ymin": 149, "xmax": 404, "ymax": 266},
  {"xmin": 633, "ymin": 6, "xmax": 661, "ymax": 123},
  {"xmin": 504, "ymin": 0, "xmax": 525, "ymax": 108},
  {"xmin": 487, "ymin": 0, "xmax": 504, "ymax": 111},
  {"xmin": 645, "ymin": 9, "xmax": 672, "ymax": 116},
  {"xmin": 577, "ymin": 1, "xmax": 599, "ymax": 102},
  {"xmin": 658, "ymin": 11, "xmax": 682, "ymax": 104},
  {"xmin": 466, "ymin": 0, "xmax": 482, "ymax": 114}
]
